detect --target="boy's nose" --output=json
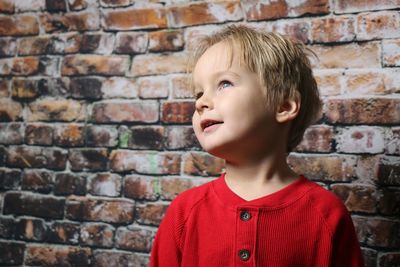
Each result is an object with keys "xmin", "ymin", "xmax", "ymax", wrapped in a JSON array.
[{"xmin": 195, "ymin": 92, "xmax": 214, "ymax": 112}]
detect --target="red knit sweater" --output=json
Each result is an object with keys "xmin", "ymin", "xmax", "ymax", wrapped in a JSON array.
[{"xmin": 150, "ymin": 173, "xmax": 365, "ymax": 267}]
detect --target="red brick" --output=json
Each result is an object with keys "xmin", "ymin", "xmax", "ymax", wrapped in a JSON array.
[
  {"xmin": 343, "ymin": 70, "xmax": 387, "ymax": 95},
  {"xmin": 47, "ymin": 221, "xmax": 80, "ymax": 244},
  {"xmin": 356, "ymin": 155, "xmax": 400, "ymax": 186},
  {"xmin": 137, "ymin": 76, "xmax": 169, "ymax": 99},
  {"xmin": 46, "ymin": 0, "xmax": 67, "ymax": 12},
  {"xmin": 93, "ymin": 250, "xmax": 149, "ymax": 267},
  {"xmin": 88, "ymin": 173, "xmax": 122, "ymax": 197},
  {"xmin": 91, "ymin": 101, "xmax": 159, "ymax": 123},
  {"xmin": 66, "ymin": 197, "xmax": 134, "ymax": 223},
  {"xmin": 331, "ymin": 184, "xmax": 378, "ymax": 213},
  {"xmin": 149, "ymin": 29, "xmax": 184, "ymax": 52},
  {"xmin": 115, "ymin": 32, "xmax": 148, "ymax": 54},
  {"xmin": 130, "ymin": 52, "xmax": 187, "ymax": 76},
  {"xmin": 21, "ymin": 169, "xmax": 53, "ymax": 193},
  {"xmin": 379, "ymin": 188, "xmax": 400, "ymax": 215},
  {"xmin": 0, "ymin": 168, "xmax": 22, "ymax": 190},
  {"xmin": 69, "ymin": 148, "xmax": 109, "ymax": 171},
  {"xmin": 311, "ymin": 16, "xmax": 355, "ymax": 43},
  {"xmin": 11, "ymin": 78, "xmax": 40, "ymax": 100},
  {"xmin": 0, "ymin": 98, "xmax": 22, "ymax": 121},
  {"xmin": 80, "ymin": 223, "xmax": 114, "ymax": 247},
  {"xmin": 102, "ymin": 7, "xmax": 167, "ymax": 30},
  {"xmin": 101, "ymin": 77, "xmax": 137, "ymax": 98},
  {"xmin": 335, "ymin": 0, "xmax": 400, "ymax": 13},
  {"xmin": 314, "ymin": 70, "xmax": 342, "ymax": 96},
  {"xmin": 110, "ymin": 150, "xmax": 181, "ymax": 174},
  {"xmin": 70, "ymin": 77, "xmax": 103, "ymax": 100},
  {"xmin": 18, "ymin": 33, "xmax": 82, "ymax": 55},
  {"xmin": 183, "ymin": 152, "xmax": 225, "ymax": 176},
  {"xmin": 38, "ymin": 56, "xmax": 60, "ymax": 76},
  {"xmin": 165, "ymin": 126, "xmax": 200, "ymax": 150},
  {"xmin": 161, "ymin": 101, "xmax": 195, "ymax": 124},
  {"xmin": 4, "ymin": 192, "xmax": 65, "ymax": 219},
  {"xmin": 336, "ymin": 126, "xmax": 385, "ymax": 154},
  {"xmin": 294, "ymin": 125, "xmax": 333, "ymax": 153},
  {"xmin": 0, "ymin": 123, "xmax": 23, "ymax": 145},
  {"xmin": 0, "ymin": 37, "xmax": 16, "ymax": 56},
  {"xmin": 25, "ymin": 123, "xmax": 54, "ymax": 145},
  {"xmin": 124, "ymin": 175, "xmax": 159, "ymax": 200},
  {"xmin": 0, "ymin": 57, "xmax": 39, "ymax": 76},
  {"xmin": 309, "ymin": 42, "xmax": 380, "ymax": 68},
  {"xmin": 40, "ymin": 11, "xmax": 100, "ymax": 33},
  {"xmin": 100, "ymin": 0, "xmax": 133, "ymax": 7},
  {"xmin": 25, "ymin": 245, "xmax": 91, "ymax": 267},
  {"xmin": 272, "ymin": 19, "xmax": 311, "ymax": 43},
  {"xmin": 0, "ymin": 15, "xmax": 39, "ymax": 36},
  {"xmin": 324, "ymin": 97, "xmax": 400, "ymax": 124},
  {"xmin": 115, "ymin": 227, "xmax": 155, "ymax": 252},
  {"xmin": 378, "ymin": 252, "xmax": 400, "ymax": 267},
  {"xmin": 171, "ymin": 74, "xmax": 194, "ymax": 99},
  {"xmin": 54, "ymin": 124, "xmax": 85, "ymax": 147},
  {"xmin": 28, "ymin": 98, "xmax": 85, "ymax": 122},
  {"xmin": 120, "ymin": 125, "xmax": 164, "ymax": 150},
  {"xmin": 0, "ymin": 0, "xmax": 14, "ymax": 13},
  {"xmin": 160, "ymin": 176, "xmax": 208, "ymax": 200},
  {"xmin": 357, "ymin": 11, "xmax": 400, "ymax": 41},
  {"xmin": 62, "ymin": 55, "xmax": 129, "ymax": 76},
  {"xmin": 86, "ymin": 125, "xmax": 119, "ymax": 147},
  {"xmin": 386, "ymin": 127, "xmax": 400, "ymax": 155},
  {"xmin": 288, "ymin": 154, "xmax": 357, "ymax": 182},
  {"xmin": 0, "ymin": 79, "xmax": 10, "ymax": 97},
  {"xmin": 38, "ymin": 77, "xmax": 71, "ymax": 97},
  {"xmin": 6, "ymin": 146, "xmax": 67, "ymax": 170},
  {"xmin": 184, "ymin": 24, "xmax": 221, "ymax": 51},
  {"xmin": 136, "ymin": 202, "xmax": 169, "ymax": 226},
  {"xmin": 54, "ymin": 172, "xmax": 87, "ymax": 196},
  {"xmin": 80, "ymin": 32, "xmax": 115, "ymax": 54},
  {"xmin": 382, "ymin": 39, "xmax": 400, "ymax": 67},
  {"xmin": 0, "ymin": 241, "xmax": 25, "ymax": 266},
  {"xmin": 15, "ymin": 0, "xmax": 45, "ymax": 12}
]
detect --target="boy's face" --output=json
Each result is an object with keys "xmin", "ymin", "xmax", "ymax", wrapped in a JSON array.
[{"xmin": 192, "ymin": 41, "xmax": 282, "ymax": 161}]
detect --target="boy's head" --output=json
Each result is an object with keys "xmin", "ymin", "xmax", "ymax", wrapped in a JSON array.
[{"xmin": 188, "ymin": 24, "xmax": 322, "ymax": 158}]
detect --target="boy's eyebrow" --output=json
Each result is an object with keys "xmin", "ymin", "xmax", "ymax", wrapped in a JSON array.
[{"xmin": 194, "ymin": 70, "xmax": 240, "ymax": 87}]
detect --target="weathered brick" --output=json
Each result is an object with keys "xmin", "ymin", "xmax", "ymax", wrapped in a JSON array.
[
  {"xmin": 310, "ymin": 42, "xmax": 380, "ymax": 68},
  {"xmin": 0, "ymin": 15, "xmax": 39, "ymax": 36},
  {"xmin": 242, "ymin": 0, "xmax": 328, "ymax": 21},
  {"xmin": 47, "ymin": 221, "xmax": 80, "ymax": 244},
  {"xmin": 335, "ymin": 0, "xmax": 400, "ymax": 13},
  {"xmin": 336, "ymin": 127, "xmax": 385, "ymax": 154},
  {"xmin": 165, "ymin": 126, "xmax": 200, "ymax": 150},
  {"xmin": 0, "ymin": 168, "xmax": 22, "ymax": 190},
  {"xmin": 184, "ymin": 24, "xmax": 221, "ymax": 51},
  {"xmin": 101, "ymin": 77, "xmax": 137, "ymax": 98},
  {"xmin": 0, "ymin": 0, "xmax": 14, "ymax": 13},
  {"xmin": 86, "ymin": 125, "xmax": 118, "ymax": 147},
  {"xmin": 115, "ymin": 227, "xmax": 155, "ymax": 252},
  {"xmin": 311, "ymin": 16, "xmax": 355, "ymax": 43},
  {"xmin": 137, "ymin": 76, "xmax": 169, "ymax": 99},
  {"xmin": 66, "ymin": 197, "xmax": 134, "ymax": 223},
  {"xmin": 136, "ymin": 202, "xmax": 169, "ymax": 226},
  {"xmin": 331, "ymin": 184, "xmax": 378, "ymax": 213},
  {"xmin": 356, "ymin": 155, "xmax": 400, "ymax": 186},
  {"xmin": 378, "ymin": 252, "xmax": 400, "ymax": 267},
  {"xmin": 0, "ymin": 122, "xmax": 23, "ymax": 145},
  {"xmin": 16, "ymin": 217, "xmax": 47, "ymax": 241},
  {"xmin": 102, "ymin": 7, "xmax": 167, "ymax": 30},
  {"xmin": 38, "ymin": 77, "xmax": 71, "ymax": 97},
  {"xmin": 100, "ymin": 0, "xmax": 133, "ymax": 7},
  {"xmin": 0, "ymin": 216, "xmax": 16, "ymax": 238},
  {"xmin": 14, "ymin": 0, "xmax": 45, "ymax": 12},
  {"xmin": 28, "ymin": 98, "xmax": 85, "ymax": 122},
  {"xmin": 21, "ymin": 169, "xmax": 53, "ymax": 193},
  {"xmin": 40, "ymin": 11, "xmax": 100, "ymax": 33},
  {"xmin": 54, "ymin": 172, "xmax": 87, "ymax": 196},
  {"xmin": 68, "ymin": 0, "xmax": 89, "ymax": 10},
  {"xmin": 149, "ymin": 29, "xmax": 184, "ymax": 52},
  {"xmin": 62, "ymin": 55, "xmax": 129, "ymax": 76},
  {"xmin": 25, "ymin": 123, "xmax": 54, "ymax": 145},
  {"xmin": 80, "ymin": 222, "xmax": 114, "ymax": 247},
  {"xmin": 80, "ymin": 33, "xmax": 115, "ymax": 54},
  {"xmin": 115, "ymin": 32, "xmax": 148, "ymax": 54},
  {"xmin": 288, "ymin": 154, "xmax": 357, "ymax": 182},
  {"xmin": 110, "ymin": 150, "xmax": 181, "ymax": 174},
  {"xmin": 342, "ymin": 70, "xmax": 388, "ymax": 95},
  {"xmin": 386, "ymin": 127, "xmax": 400, "ymax": 155},
  {"xmin": 6, "ymin": 146, "xmax": 67, "ymax": 170},
  {"xmin": 0, "ymin": 98, "xmax": 23, "ymax": 121},
  {"xmin": 271, "ymin": 19, "xmax": 311, "ymax": 44},
  {"xmin": 353, "ymin": 216, "xmax": 400, "ymax": 248},
  {"xmin": 379, "ymin": 188, "xmax": 400, "ymax": 215},
  {"xmin": 0, "ymin": 57, "xmax": 39, "ymax": 76},
  {"xmin": 325, "ymin": 98, "xmax": 400, "ymax": 124},
  {"xmin": 382, "ymin": 39, "xmax": 400, "ymax": 67},
  {"xmin": 88, "ymin": 173, "xmax": 122, "ymax": 197},
  {"xmin": 91, "ymin": 101, "xmax": 158, "ymax": 123},
  {"xmin": 119, "ymin": 126, "xmax": 164, "ymax": 150},
  {"xmin": 124, "ymin": 175, "xmax": 159, "ymax": 200},
  {"xmin": 161, "ymin": 101, "xmax": 195, "ymax": 124},
  {"xmin": 25, "ymin": 245, "xmax": 91, "ymax": 267},
  {"xmin": 171, "ymin": 74, "xmax": 193, "ymax": 99},
  {"xmin": 295, "ymin": 125, "xmax": 333, "ymax": 153},
  {"xmin": 130, "ymin": 52, "xmax": 188, "ymax": 77},
  {"xmin": 357, "ymin": 11, "xmax": 400, "ymax": 41},
  {"xmin": 160, "ymin": 176, "xmax": 207, "ymax": 200},
  {"xmin": 93, "ymin": 250, "xmax": 149, "ymax": 267},
  {"xmin": 70, "ymin": 77, "xmax": 103, "ymax": 100},
  {"xmin": 38, "ymin": 56, "xmax": 60, "ymax": 76},
  {"xmin": 54, "ymin": 123, "xmax": 85, "ymax": 147},
  {"xmin": 0, "ymin": 241, "xmax": 25, "ymax": 265},
  {"xmin": 11, "ymin": 78, "xmax": 41, "ymax": 100},
  {"xmin": 18, "ymin": 34, "xmax": 82, "ymax": 55},
  {"xmin": 4, "ymin": 192, "xmax": 65, "ymax": 219},
  {"xmin": 69, "ymin": 148, "xmax": 109, "ymax": 171},
  {"xmin": 0, "ymin": 37, "xmax": 16, "ymax": 56},
  {"xmin": 0, "ymin": 79, "xmax": 10, "ymax": 97},
  {"xmin": 46, "ymin": 0, "xmax": 67, "ymax": 12},
  {"xmin": 183, "ymin": 152, "xmax": 225, "ymax": 176}
]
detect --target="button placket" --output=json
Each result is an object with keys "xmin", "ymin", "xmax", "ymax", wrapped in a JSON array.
[{"xmin": 235, "ymin": 208, "xmax": 258, "ymax": 265}]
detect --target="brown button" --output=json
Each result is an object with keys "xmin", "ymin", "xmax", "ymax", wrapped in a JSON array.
[
  {"xmin": 239, "ymin": 249, "xmax": 250, "ymax": 261},
  {"xmin": 240, "ymin": 211, "xmax": 251, "ymax": 221}
]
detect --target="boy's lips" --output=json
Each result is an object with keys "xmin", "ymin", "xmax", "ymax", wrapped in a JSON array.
[{"xmin": 200, "ymin": 119, "xmax": 223, "ymax": 131}]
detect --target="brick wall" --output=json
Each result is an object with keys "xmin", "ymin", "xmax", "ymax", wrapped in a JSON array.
[{"xmin": 0, "ymin": 0, "xmax": 399, "ymax": 266}]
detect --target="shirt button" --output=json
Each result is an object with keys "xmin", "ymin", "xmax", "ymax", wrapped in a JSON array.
[
  {"xmin": 240, "ymin": 210, "xmax": 251, "ymax": 221},
  {"xmin": 238, "ymin": 249, "xmax": 250, "ymax": 261}
]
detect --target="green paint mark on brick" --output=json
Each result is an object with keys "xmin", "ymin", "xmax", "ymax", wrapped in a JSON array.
[
  {"xmin": 119, "ymin": 131, "xmax": 131, "ymax": 147},
  {"xmin": 153, "ymin": 179, "xmax": 161, "ymax": 197},
  {"xmin": 147, "ymin": 152, "xmax": 158, "ymax": 174}
]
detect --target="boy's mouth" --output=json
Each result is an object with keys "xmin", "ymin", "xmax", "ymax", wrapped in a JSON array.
[{"xmin": 201, "ymin": 119, "xmax": 223, "ymax": 131}]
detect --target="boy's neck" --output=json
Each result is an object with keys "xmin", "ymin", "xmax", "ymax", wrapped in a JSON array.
[{"xmin": 224, "ymin": 153, "xmax": 299, "ymax": 201}]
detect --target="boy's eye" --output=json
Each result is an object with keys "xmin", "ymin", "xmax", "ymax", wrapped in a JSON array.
[{"xmin": 219, "ymin": 80, "xmax": 233, "ymax": 89}]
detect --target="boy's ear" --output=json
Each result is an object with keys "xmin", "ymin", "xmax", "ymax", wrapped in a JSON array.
[{"xmin": 275, "ymin": 96, "xmax": 300, "ymax": 123}]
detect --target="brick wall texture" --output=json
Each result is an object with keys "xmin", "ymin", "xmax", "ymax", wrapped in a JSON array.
[{"xmin": 0, "ymin": 0, "xmax": 399, "ymax": 266}]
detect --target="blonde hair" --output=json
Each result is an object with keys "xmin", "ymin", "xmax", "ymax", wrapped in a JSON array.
[{"xmin": 187, "ymin": 24, "xmax": 322, "ymax": 152}]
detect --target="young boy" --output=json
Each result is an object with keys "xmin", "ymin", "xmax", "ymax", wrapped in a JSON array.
[{"xmin": 150, "ymin": 25, "xmax": 365, "ymax": 267}]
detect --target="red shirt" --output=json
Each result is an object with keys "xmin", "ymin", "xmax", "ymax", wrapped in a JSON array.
[{"xmin": 150, "ymin": 173, "xmax": 365, "ymax": 267}]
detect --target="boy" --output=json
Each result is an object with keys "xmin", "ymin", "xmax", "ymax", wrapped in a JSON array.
[{"xmin": 150, "ymin": 25, "xmax": 365, "ymax": 267}]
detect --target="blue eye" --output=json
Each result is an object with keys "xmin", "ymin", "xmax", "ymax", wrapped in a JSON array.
[{"xmin": 219, "ymin": 80, "xmax": 233, "ymax": 89}]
